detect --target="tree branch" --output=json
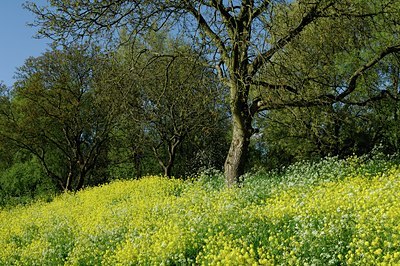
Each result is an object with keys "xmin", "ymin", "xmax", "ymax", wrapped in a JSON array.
[
  {"xmin": 336, "ymin": 44, "xmax": 400, "ymax": 101},
  {"xmin": 185, "ymin": 3, "xmax": 230, "ymax": 62},
  {"xmin": 254, "ymin": 43, "xmax": 400, "ymax": 113},
  {"xmin": 254, "ymin": 81, "xmax": 298, "ymax": 94},
  {"xmin": 210, "ymin": 0, "xmax": 235, "ymax": 33},
  {"xmin": 341, "ymin": 90, "xmax": 398, "ymax": 106},
  {"xmin": 252, "ymin": 0, "xmax": 271, "ymax": 19},
  {"xmin": 250, "ymin": 2, "xmax": 334, "ymax": 76}
]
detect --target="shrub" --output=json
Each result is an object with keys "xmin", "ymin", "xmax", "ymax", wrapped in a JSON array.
[{"xmin": 0, "ymin": 158, "xmax": 56, "ymax": 207}]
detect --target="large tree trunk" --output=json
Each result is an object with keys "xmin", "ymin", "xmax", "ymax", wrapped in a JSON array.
[
  {"xmin": 224, "ymin": 124, "xmax": 251, "ymax": 187},
  {"xmin": 224, "ymin": 80, "xmax": 253, "ymax": 187}
]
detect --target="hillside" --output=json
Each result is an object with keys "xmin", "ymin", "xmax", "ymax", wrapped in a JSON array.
[{"xmin": 1, "ymin": 157, "xmax": 400, "ymax": 265}]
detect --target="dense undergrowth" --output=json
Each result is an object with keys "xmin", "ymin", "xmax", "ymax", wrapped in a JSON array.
[{"xmin": 1, "ymin": 156, "xmax": 400, "ymax": 265}]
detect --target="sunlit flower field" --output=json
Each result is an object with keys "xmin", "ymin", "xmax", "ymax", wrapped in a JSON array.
[{"xmin": 1, "ymin": 157, "xmax": 400, "ymax": 265}]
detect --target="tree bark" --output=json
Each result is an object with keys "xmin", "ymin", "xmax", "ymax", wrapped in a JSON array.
[
  {"xmin": 153, "ymin": 136, "xmax": 181, "ymax": 178},
  {"xmin": 134, "ymin": 150, "xmax": 142, "ymax": 179},
  {"xmin": 224, "ymin": 81, "xmax": 253, "ymax": 187},
  {"xmin": 164, "ymin": 164, "xmax": 173, "ymax": 178},
  {"xmin": 164, "ymin": 138, "xmax": 179, "ymax": 177},
  {"xmin": 224, "ymin": 123, "xmax": 251, "ymax": 187},
  {"xmin": 75, "ymin": 171, "xmax": 85, "ymax": 191}
]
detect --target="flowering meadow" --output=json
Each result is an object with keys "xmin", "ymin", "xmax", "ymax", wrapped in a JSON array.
[{"xmin": 1, "ymin": 157, "xmax": 400, "ymax": 265}]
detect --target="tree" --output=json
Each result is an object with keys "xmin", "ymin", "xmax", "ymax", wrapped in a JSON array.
[
  {"xmin": 253, "ymin": 7, "xmax": 400, "ymax": 165},
  {"xmin": 27, "ymin": 0, "xmax": 400, "ymax": 186},
  {"xmin": 0, "ymin": 46, "xmax": 117, "ymax": 191},
  {"xmin": 0, "ymin": 84, "xmax": 17, "ymax": 171},
  {"xmin": 110, "ymin": 33, "xmax": 228, "ymax": 177},
  {"xmin": 139, "ymin": 49, "xmax": 224, "ymax": 177}
]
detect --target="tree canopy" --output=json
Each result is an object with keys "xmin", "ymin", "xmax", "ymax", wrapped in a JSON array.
[
  {"xmin": 0, "ymin": 46, "xmax": 116, "ymax": 191},
  {"xmin": 24, "ymin": 0, "xmax": 400, "ymax": 186}
]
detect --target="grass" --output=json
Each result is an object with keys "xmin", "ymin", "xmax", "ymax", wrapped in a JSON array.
[{"xmin": 1, "ymin": 156, "xmax": 400, "ymax": 265}]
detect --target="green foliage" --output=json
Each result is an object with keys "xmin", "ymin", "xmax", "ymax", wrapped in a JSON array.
[
  {"xmin": 22, "ymin": 0, "xmax": 400, "ymax": 184},
  {"xmin": 257, "ymin": 100, "xmax": 400, "ymax": 167},
  {"xmin": 0, "ymin": 157, "xmax": 55, "ymax": 207},
  {"xmin": 1, "ymin": 157, "xmax": 400, "ymax": 264},
  {"xmin": 251, "ymin": 0, "xmax": 400, "ymax": 167},
  {"xmin": 107, "ymin": 32, "xmax": 229, "ymax": 178},
  {"xmin": 0, "ymin": 46, "xmax": 118, "ymax": 191}
]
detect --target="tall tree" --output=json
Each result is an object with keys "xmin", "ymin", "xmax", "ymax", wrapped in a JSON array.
[{"xmin": 27, "ymin": 0, "xmax": 400, "ymax": 185}]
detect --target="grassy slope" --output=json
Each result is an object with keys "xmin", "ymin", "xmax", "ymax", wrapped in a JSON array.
[{"xmin": 1, "ymin": 157, "xmax": 400, "ymax": 265}]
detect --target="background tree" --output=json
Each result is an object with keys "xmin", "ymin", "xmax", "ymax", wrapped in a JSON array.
[
  {"xmin": 109, "ymin": 32, "xmax": 229, "ymax": 177},
  {"xmin": 0, "ymin": 84, "xmax": 54, "ymax": 205},
  {"xmin": 252, "ymin": 4, "xmax": 400, "ymax": 167},
  {"xmin": 27, "ymin": 0, "xmax": 400, "ymax": 185},
  {"xmin": 0, "ymin": 46, "xmax": 117, "ymax": 191},
  {"xmin": 0, "ymin": 84, "xmax": 14, "ymax": 171}
]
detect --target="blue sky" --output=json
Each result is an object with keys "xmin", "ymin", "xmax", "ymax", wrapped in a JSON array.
[{"xmin": 0, "ymin": 0, "xmax": 50, "ymax": 87}]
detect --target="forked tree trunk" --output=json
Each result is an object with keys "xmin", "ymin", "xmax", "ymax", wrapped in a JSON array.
[
  {"xmin": 163, "ymin": 140, "xmax": 178, "ymax": 177},
  {"xmin": 154, "ymin": 137, "xmax": 181, "ymax": 178},
  {"xmin": 164, "ymin": 164, "xmax": 173, "ymax": 178}
]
